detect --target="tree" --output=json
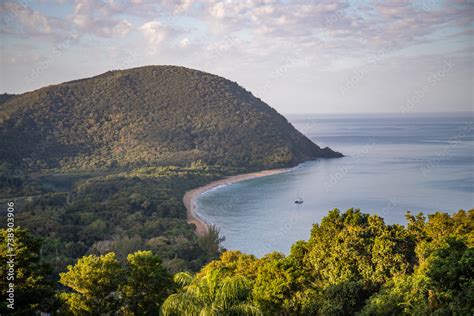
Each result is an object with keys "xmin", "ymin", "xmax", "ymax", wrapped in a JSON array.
[
  {"xmin": 361, "ymin": 214, "xmax": 474, "ymax": 316},
  {"xmin": 201, "ymin": 251, "xmax": 259, "ymax": 279},
  {"xmin": 0, "ymin": 227, "xmax": 57, "ymax": 315},
  {"xmin": 59, "ymin": 252, "xmax": 125, "ymax": 315},
  {"xmin": 120, "ymin": 250, "xmax": 172, "ymax": 315},
  {"xmin": 298, "ymin": 209, "xmax": 416, "ymax": 311},
  {"xmin": 427, "ymin": 238, "xmax": 474, "ymax": 314},
  {"xmin": 252, "ymin": 252, "xmax": 299, "ymax": 314},
  {"xmin": 359, "ymin": 272, "xmax": 431, "ymax": 316},
  {"xmin": 162, "ymin": 268, "xmax": 261, "ymax": 315},
  {"xmin": 197, "ymin": 224, "xmax": 225, "ymax": 258},
  {"xmin": 318, "ymin": 280, "xmax": 368, "ymax": 315}
]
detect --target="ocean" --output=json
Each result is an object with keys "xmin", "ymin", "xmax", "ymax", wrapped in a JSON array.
[{"xmin": 196, "ymin": 112, "xmax": 473, "ymax": 256}]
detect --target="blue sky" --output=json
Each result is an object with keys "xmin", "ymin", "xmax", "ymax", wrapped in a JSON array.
[{"xmin": 0, "ymin": 0, "xmax": 472, "ymax": 113}]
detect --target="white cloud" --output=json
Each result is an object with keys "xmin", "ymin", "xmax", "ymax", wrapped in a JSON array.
[
  {"xmin": 160, "ymin": 0, "xmax": 194, "ymax": 14},
  {"xmin": 72, "ymin": 14, "xmax": 92, "ymax": 29},
  {"xmin": 179, "ymin": 37, "xmax": 191, "ymax": 48},
  {"xmin": 74, "ymin": 0, "xmax": 96, "ymax": 15},
  {"xmin": 140, "ymin": 21, "xmax": 168, "ymax": 46},
  {"xmin": 0, "ymin": 1, "xmax": 57, "ymax": 35},
  {"xmin": 111, "ymin": 20, "xmax": 132, "ymax": 37}
]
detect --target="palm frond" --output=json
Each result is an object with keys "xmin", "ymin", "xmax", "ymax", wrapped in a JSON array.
[
  {"xmin": 173, "ymin": 271, "xmax": 193, "ymax": 287},
  {"xmin": 227, "ymin": 302, "xmax": 263, "ymax": 316},
  {"xmin": 161, "ymin": 292, "xmax": 201, "ymax": 316}
]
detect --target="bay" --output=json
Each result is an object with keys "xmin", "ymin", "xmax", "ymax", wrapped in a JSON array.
[{"xmin": 197, "ymin": 112, "xmax": 473, "ymax": 256}]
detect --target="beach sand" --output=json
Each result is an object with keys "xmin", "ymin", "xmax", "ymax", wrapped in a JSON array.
[{"xmin": 183, "ymin": 168, "xmax": 291, "ymax": 236}]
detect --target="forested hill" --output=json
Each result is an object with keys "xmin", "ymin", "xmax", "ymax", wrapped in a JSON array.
[{"xmin": 0, "ymin": 66, "xmax": 341, "ymax": 172}]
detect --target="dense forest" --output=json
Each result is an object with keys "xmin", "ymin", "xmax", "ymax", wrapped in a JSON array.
[
  {"xmin": 0, "ymin": 66, "xmax": 346, "ymax": 315},
  {"xmin": 0, "ymin": 65, "xmax": 341, "ymax": 173},
  {"xmin": 0, "ymin": 164, "xmax": 235, "ymax": 277},
  {"xmin": 1, "ymin": 208, "xmax": 472, "ymax": 315}
]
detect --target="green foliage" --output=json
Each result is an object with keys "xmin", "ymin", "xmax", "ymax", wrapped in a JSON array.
[
  {"xmin": 303, "ymin": 209, "xmax": 415, "ymax": 288},
  {"xmin": 162, "ymin": 269, "xmax": 261, "ymax": 315},
  {"xmin": 359, "ymin": 273, "xmax": 431, "ymax": 315},
  {"xmin": 8, "ymin": 166, "xmax": 226, "ymax": 276},
  {"xmin": 427, "ymin": 238, "xmax": 474, "ymax": 315},
  {"xmin": 168, "ymin": 208, "xmax": 473, "ymax": 315},
  {"xmin": 2, "ymin": 206, "xmax": 472, "ymax": 315},
  {"xmin": 252, "ymin": 252, "xmax": 299, "ymax": 314},
  {"xmin": 0, "ymin": 66, "xmax": 341, "ymax": 173},
  {"xmin": 59, "ymin": 252, "xmax": 125, "ymax": 315},
  {"xmin": 360, "ymin": 238, "xmax": 474, "ymax": 316},
  {"xmin": 318, "ymin": 280, "xmax": 368, "ymax": 315},
  {"xmin": 198, "ymin": 224, "xmax": 226, "ymax": 257},
  {"xmin": 121, "ymin": 250, "xmax": 173, "ymax": 315},
  {"xmin": 60, "ymin": 250, "xmax": 173, "ymax": 315},
  {"xmin": 0, "ymin": 227, "xmax": 57, "ymax": 315},
  {"xmin": 0, "ymin": 65, "xmax": 345, "ymax": 315}
]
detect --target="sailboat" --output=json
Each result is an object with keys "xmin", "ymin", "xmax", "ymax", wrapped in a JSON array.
[{"xmin": 294, "ymin": 192, "xmax": 303, "ymax": 204}]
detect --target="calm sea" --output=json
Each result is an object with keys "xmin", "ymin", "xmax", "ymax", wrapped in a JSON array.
[{"xmin": 197, "ymin": 112, "xmax": 473, "ymax": 256}]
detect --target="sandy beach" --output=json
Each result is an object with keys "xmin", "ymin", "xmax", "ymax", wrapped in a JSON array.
[{"xmin": 183, "ymin": 168, "xmax": 291, "ymax": 236}]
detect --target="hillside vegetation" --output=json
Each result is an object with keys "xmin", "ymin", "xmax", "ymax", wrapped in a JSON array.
[
  {"xmin": 0, "ymin": 66, "xmax": 342, "ymax": 299},
  {"xmin": 0, "ymin": 65, "xmax": 341, "ymax": 172}
]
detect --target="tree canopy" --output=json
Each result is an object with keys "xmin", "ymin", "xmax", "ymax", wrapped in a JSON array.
[
  {"xmin": 4, "ymin": 209, "xmax": 472, "ymax": 315},
  {"xmin": 0, "ymin": 66, "xmax": 341, "ymax": 173},
  {"xmin": 159, "ymin": 208, "xmax": 473, "ymax": 315}
]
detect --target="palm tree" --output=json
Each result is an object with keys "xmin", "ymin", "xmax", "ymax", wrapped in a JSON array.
[{"xmin": 161, "ymin": 268, "xmax": 262, "ymax": 315}]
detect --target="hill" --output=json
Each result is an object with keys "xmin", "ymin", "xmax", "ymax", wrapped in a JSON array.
[
  {"xmin": 0, "ymin": 93, "xmax": 16, "ymax": 106},
  {"xmin": 0, "ymin": 66, "xmax": 341, "ymax": 172}
]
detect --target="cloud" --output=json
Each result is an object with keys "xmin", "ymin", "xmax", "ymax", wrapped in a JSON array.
[
  {"xmin": 69, "ymin": 0, "xmax": 134, "ymax": 37},
  {"xmin": 0, "ymin": 1, "xmax": 62, "ymax": 35},
  {"xmin": 140, "ymin": 21, "xmax": 168, "ymax": 46},
  {"xmin": 0, "ymin": 0, "xmax": 134, "ymax": 40},
  {"xmin": 179, "ymin": 37, "xmax": 191, "ymax": 48},
  {"xmin": 2, "ymin": 1, "xmax": 473, "ymax": 91},
  {"xmin": 72, "ymin": 15, "xmax": 132, "ymax": 37},
  {"xmin": 195, "ymin": 0, "xmax": 473, "ymax": 57},
  {"xmin": 160, "ymin": 0, "xmax": 194, "ymax": 14},
  {"xmin": 112, "ymin": 20, "xmax": 133, "ymax": 37}
]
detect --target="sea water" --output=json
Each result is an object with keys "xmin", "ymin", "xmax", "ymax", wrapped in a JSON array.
[{"xmin": 196, "ymin": 112, "xmax": 473, "ymax": 256}]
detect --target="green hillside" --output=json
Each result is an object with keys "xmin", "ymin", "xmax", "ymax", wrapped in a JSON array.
[
  {"xmin": 0, "ymin": 65, "xmax": 341, "ymax": 172},
  {"xmin": 0, "ymin": 66, "xmax": 342, "ymax": 285}
]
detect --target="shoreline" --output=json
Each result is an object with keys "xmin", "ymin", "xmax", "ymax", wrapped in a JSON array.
[{"xmin": 183, "ymin": 168, "xmax": 291, "ymax": 236}]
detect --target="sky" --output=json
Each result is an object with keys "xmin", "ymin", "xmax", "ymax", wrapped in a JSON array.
[{"xmin": 0, "ymin": 0, "xmax": 473, "ymax": 114}]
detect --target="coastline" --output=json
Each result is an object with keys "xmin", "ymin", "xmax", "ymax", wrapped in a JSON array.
[{"xmin": 183, "ymin": 168, "xmax": 291, "ymax": 236}]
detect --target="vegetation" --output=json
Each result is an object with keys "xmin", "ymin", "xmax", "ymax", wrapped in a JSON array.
[
  {"xmin": 1, "ymin": 165, "xmax": 232, "ymax": 277},
  {"xmin": 162, "ymin": 269, "xmax": 261, "ymax": 315},
  {"xmin": 59, "ymin": 251, "xmax": 172, "ymax": 315},
  {"xmin": 0, "ymin": 66, "xmax": 341, "ymax": 173},
  {"xmin": 0, "ymin": 228, "xmax": 57, "ymax": 314},
  {"xmin": 1, "ymin": 67, "xmax": 470, "ymax": 314},
  {"xmin": 2, "ymin": 209, "xmax": 472, "ymax": 315},
  {"xmin": 0, "ymin": 93, "xmax": 15, "ymax": 106},
  {"xmin": 161, "ymin": 208, "xmax": 473, "ymax": 316},
  {"xmin": 0, "ymin": 67, "xmax": 341, "ymax": 312}
]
